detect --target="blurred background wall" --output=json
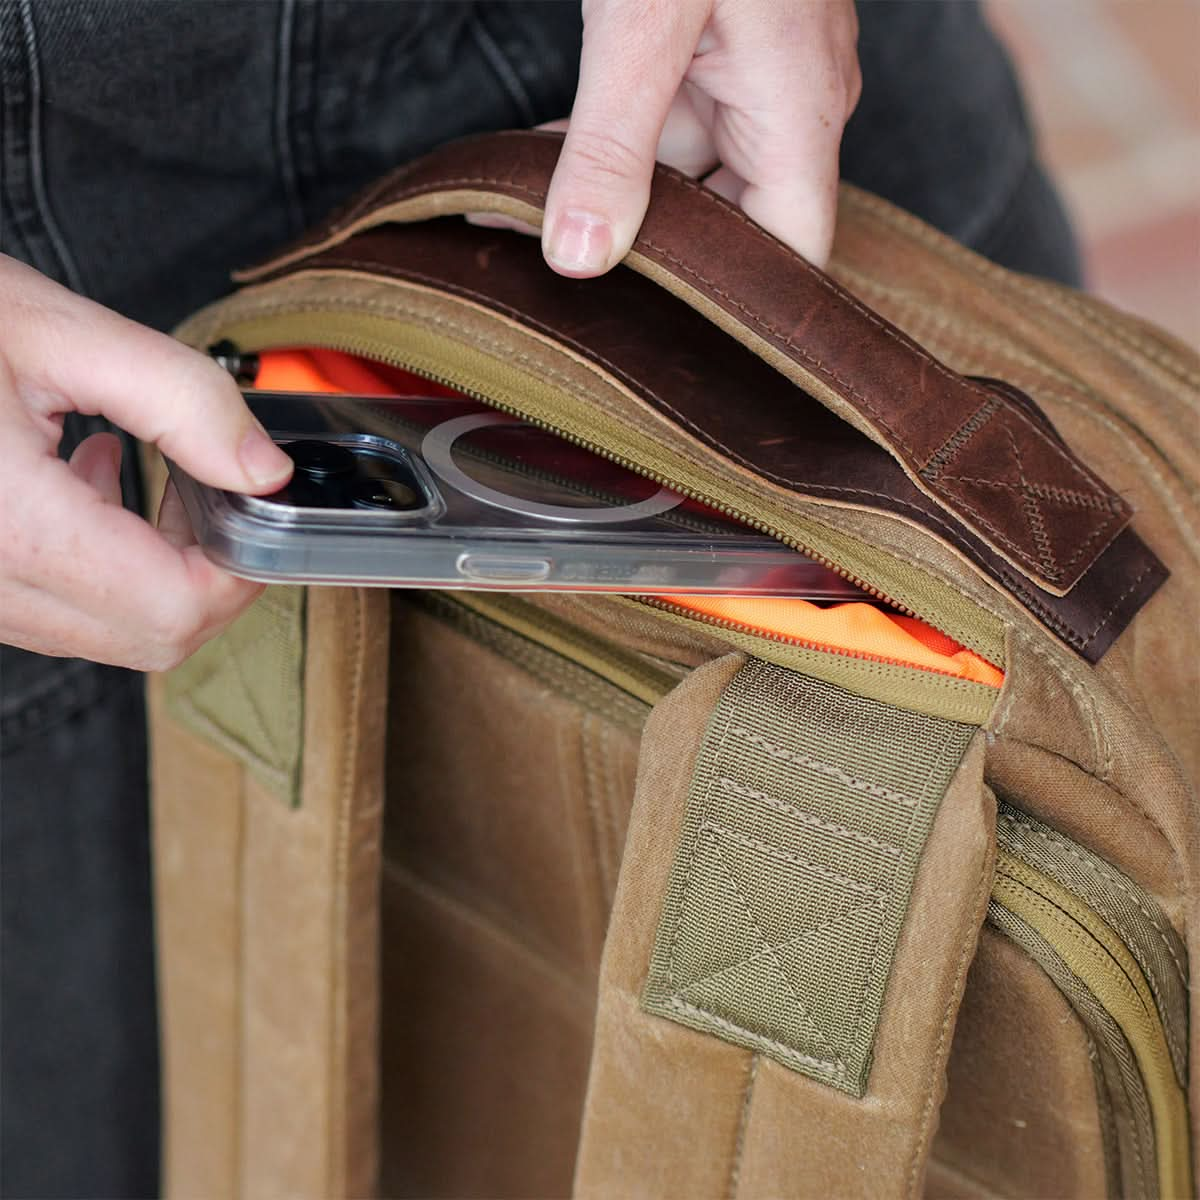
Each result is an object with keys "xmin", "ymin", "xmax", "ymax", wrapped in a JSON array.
[{"xmin": 987, "ymin": 0, "xmax": 1199, "ymax": 346}]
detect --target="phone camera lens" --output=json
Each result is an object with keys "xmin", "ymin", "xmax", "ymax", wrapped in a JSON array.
[
  {"xmin": 261, "ymin": 477, "xmax": 329, "ymax": 508},
  {"xmin": 348, "ymin": 478, "xmax": 422, "ymax": 511},
  {"xmin": 286, "ymin": 440, "xmax": 357, "ymax": 479}
]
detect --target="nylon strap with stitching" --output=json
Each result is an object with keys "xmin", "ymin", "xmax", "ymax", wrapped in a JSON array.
[{"xmin": 642, "ymin": 656, "xmax": 979, "ymax": 1095}]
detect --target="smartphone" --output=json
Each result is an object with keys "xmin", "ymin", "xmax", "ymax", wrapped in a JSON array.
[{"xmin": 167, "ymin": 389, "xmax": 868, "ymax": 599}]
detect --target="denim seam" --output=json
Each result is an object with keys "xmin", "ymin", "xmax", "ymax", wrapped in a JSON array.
[
  {"xmin": 274, "ymin": 0, "xmax": 305, "ymax": 237},
  {"xmin": 468, "ymin": 9, "xmax": 538, "ymax": 128},
  {"xmin": 972, "ymin": 152, "xmax": 1043, "ymax": 265},
  {"xmin": 0, "ymin": 2, "xmax": 41, "ymax": 266},
  {"xmin": 14, "ymin": 0, "xmax": 82, "ymax": 292},
  {"xmin": 0, "ymin": 663, "xmax": 130, "ymax": 749}
]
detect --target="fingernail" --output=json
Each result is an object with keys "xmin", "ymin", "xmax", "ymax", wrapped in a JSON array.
[
  {"xmin": 545, "ymin": 209, "xmax": 611, "ymax": 276},
  {"xmin": 239, "ymin": 426, "xmax": 292, "ymax": 488}
]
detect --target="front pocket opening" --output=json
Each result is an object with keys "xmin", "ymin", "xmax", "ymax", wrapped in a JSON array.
[{"xmin": 249, "ymin": 346, "xmax": 1005, "ymax": 688}]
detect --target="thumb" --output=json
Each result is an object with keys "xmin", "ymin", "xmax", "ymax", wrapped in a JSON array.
[
  {"xmin": 68, "ymin": 431, "xmax": 124, "ymax": 505},
  {"xmin": 543, "ymin": 1, "xmax": 709, "ymax": 277},
  {"xmin": 3, "ymin": 256, "xmax": 292, "ymax": 494}
]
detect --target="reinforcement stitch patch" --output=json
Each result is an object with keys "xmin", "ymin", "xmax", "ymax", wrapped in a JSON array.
[
  {"xmin": 642, "ymin": 658, "xmax": 978, "ymax": 1095},
  {"xmin": 165, "ymin": 587, "xmax": 306, "ymax": 805}
]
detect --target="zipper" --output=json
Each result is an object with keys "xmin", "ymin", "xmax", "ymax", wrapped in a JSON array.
[
  {"xmin": 990, "ymin": 803, "xmax": 1192, "ymax": 1200},
  {"xmin": 191, "ymin": 295, "xmax": 1006, "ymax": 666},
  {"xmin": 430, "ymin": 591, "xmax": 680, "ymax": 707},
  {"xmin": 222, "ymin": 334, "xmax": 910, "ymax": 613},
  {"xmin": 412, "ymin": 592, "xmax": 672, "ymax": 735},
  {"xmin": 638, "ymin": 596, "xmax": 993, "ymax": 685}
]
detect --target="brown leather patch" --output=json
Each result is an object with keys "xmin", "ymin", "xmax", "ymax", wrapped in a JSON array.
[
  {"xmin": 240, "ymin": 131, "xmax": 1134, "ymax": 595},
  {"xmin": 268, "ymin": 221, "xmax": 1162, "ymax": 662},
  {"xmin": 918, "ymin": 396, "xmax": 1129, "ymax": 591}
]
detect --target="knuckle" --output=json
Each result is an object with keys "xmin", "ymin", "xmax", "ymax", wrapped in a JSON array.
[
  {"xmin": 151, "ymin": 351, "xmax": 243, "ymax": 456},
  {"xmin": 144, "ymin": 641, "xmax": 191, "ymax": 673},
  {"xmin": 179, "ymin": 349, "xmax": 238, "ymax": 408},
  {"xmin": 144, "ymin": 602, "xmax": 204, "ymax": 670},
  {"xmin": 562, "ymin": 124, "xmax": 648, "ymax": 190},
  {"xmin": 844, "ymin": 61, "xmax": 863, "ymax": 114}
]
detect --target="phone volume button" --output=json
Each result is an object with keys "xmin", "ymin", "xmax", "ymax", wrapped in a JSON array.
[{"xmin": 457, "ymin": 554, "xmax": 552, "ymax": 583}]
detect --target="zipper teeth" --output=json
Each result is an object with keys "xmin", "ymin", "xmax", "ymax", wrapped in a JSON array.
[
  {"xmin": 439, "ymin": 592, "xmax": 679, "ymax": 705},
  {"xmin": 421, "ymin": 592, "xmax": 667, "ymax": 710},
  {"xmin": 637, "ymin": 596, "xmax": 981, "ymax": 682},
  {"xmin": 240, "ymin": 333, "xmax": 915, "ymax": 617},
  {"xmin": 991, "ymin": 850, "xmax": 1194, "ymax": 1200}
]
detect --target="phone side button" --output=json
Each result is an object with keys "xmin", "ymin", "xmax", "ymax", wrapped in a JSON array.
[{"xmin": 457, "ymin": 554, "xmax": 553, "ymax": 583}]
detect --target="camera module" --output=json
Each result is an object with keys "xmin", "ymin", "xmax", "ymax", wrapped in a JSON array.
[
  {"xmin": 285, "ymin": 439, "xmax": 358, "ymax": 479},
  {"xmin": 348, "ymin": 478, "xmax": 422, "ymax": 511}
]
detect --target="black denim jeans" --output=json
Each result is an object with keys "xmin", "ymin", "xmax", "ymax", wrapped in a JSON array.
[{"xmin": 0, "ymin": 3, "xmax": 1079, "ymax": 1195}]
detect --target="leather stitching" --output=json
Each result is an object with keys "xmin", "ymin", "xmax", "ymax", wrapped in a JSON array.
[
  {"xmin": 936, "ymin": 476, "xmax": 1123, "ymax": 513},
  {"xmin": 304, "ymin": 256, "xmax": 1134, "ymax": 610},
  {"xmin": 262, "ymin": 138, "xmax": 1172, "ymax": 630},
  {"xmin": 1010, "ymin": 420, "xmax": 1059, "ymax": 580},
  {"xmin": 301, "ymin": 259, "xmax": 1006, "ymax": 546},
  {"xmin": 295, "ymin": 158, "xmax": 1128, "ymax": 506},
  {"xmin": 232, "ymin": 271, "xmax": 1162, "ymax": 652},
  {"xmin": 920, "ymin": 407, "xmax": 1125, "ymax": 582},
  {"xmin": 286, "ymin": 157, "xmax": 1129, "ymax": 586},
  {"xmin": 630, "ymin": 222, "xmax": 1125, "ymax": 584}
]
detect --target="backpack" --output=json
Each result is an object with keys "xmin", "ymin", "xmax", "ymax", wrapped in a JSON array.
[{"xmin": 149, "ymin": 131, "xmax": 1197, "ymax": 1199}]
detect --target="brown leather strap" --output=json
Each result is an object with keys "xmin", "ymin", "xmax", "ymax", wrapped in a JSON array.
[
  {"xmin": 287, "ymin": 222, "xmax": 1163, "ymax": 663},
  {"xmin": 242, "ymin": 130, "xmax": 1133, "ymax": 597}
]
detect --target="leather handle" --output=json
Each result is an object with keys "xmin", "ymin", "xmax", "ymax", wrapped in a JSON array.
[{"xmin": 242, "ymin": 130, "xmax": 1132, "ymax": 595}]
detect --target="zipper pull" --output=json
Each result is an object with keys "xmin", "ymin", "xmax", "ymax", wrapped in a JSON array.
[{"xmin": 207, "ymin": 339, "xmax": 260, "ymax": 386}]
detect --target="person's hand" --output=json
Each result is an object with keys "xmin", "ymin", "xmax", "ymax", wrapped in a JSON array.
[
  {"xmin": 540, "ymin": 0, "xmax": 860, "ymax": 276},
  {"xmin": 0, "ymin": 255, "xmax": 293, "ymax": 670}
]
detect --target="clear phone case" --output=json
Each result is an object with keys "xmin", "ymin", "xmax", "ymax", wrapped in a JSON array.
[{"xmin": 168, "ymin": 390, "xmax": 868, "ymax": 598}]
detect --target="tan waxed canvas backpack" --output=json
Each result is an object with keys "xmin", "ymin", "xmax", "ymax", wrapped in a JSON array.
[{"xmin": 148, "ymin": 131, "xmax": 1197, "ymax": 1199}]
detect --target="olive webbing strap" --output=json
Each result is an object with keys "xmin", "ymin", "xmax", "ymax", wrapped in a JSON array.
[
  {"xmin": 574, "ymin": 655, "xmax": 994, "ymax": 1199},
  {"xmin": 643, "ymin": 657, "xmax": 978, "ymax": 1093}
]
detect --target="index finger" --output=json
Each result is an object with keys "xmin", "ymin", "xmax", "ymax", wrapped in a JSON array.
[
  {"xmin": 3, "ymin": 452, "xmax": 260, "ymax": 668},
  {"xmin": 543, "ymin": 0, "xmax": 708, "ymax": 276},
  {"xmin": 2, "ymin": 255, "xmax": 292, "ymax": 493}
]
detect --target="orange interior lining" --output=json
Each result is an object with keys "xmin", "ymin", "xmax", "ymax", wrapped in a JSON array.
[
  {"xmin": 255, "ymin": 348, "xmax": 1004, "ymax": 688},
  {"xmin": 660, "ymin": 594, "xmax": 1003, "ymax": 687},
  {"xmin": 255, "ymin": 346, "xmax": 462, "ymax": 397}
]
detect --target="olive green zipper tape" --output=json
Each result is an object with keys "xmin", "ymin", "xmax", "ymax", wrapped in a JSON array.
[
  {"xmin": 175, "ymin": 278, "xmax": 1007, "ymax": 666},
  {"xmin": 987, "ymin": 902, "xmax": 1159, "ymax": 1200},
  {"xmin": 422, "ymin": 589, "xmax": 997, "ymax": 727},
  {"xmin": 996, "ymin": 801, "xmax": 1190, "ymax": 1084},
  {"xmin": 619, "ymin": 597, "xmax": 999, "ymax": 726},
  {"xmin": 991, "ymin": 849, "xmax": 1192, "ymax": 1200},
  {"xmin": 434, "ymin": 592, "xmax": 678, "ymax": 708}
]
